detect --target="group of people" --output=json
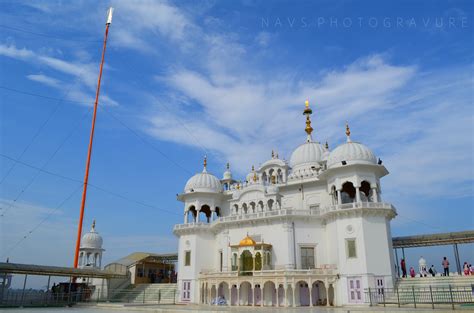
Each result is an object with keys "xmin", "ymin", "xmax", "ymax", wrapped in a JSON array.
[{"xmin": 400, "ymin": 256, "xmax": 474, "ymax": 277}]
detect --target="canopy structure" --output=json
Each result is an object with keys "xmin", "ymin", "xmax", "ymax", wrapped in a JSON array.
[
  {"xmin": 0, "ymin": 262, "xmax": 126, "ymax": 278},
  {"xmin": 392, "ymin": 230, "xmax": 474, "ymax": 248},
  {"xmin": 107, "ymin": 252, "xmax": 178, "ymax": 268}
]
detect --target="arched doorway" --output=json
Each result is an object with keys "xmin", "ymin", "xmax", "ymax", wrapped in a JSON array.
[
  {"xmin": 296, "ymin": 280, "xmax": 310, "ymax": 306},
  {"xmin": 240, "ymin": 281, "xmax": 252, "ymax": 305},
  {"xmin": 263, "ymin": 281, "xmax": 276, "ymax": 306},
  {"xmin": 312, "ymin": 280, "xmax": 326, "ymax": 306},
  {"xmin": 199, "ymin": 205, "xmax": 211, "ymax": 222},
  {"xmin": 218, "ymin": 282, "xmax": 229, "ymax": 303}
]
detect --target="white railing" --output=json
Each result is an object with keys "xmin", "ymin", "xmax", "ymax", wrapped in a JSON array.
[
  {"xmin": 173, "ymin": 202, "xmax": 395, "ymax": 232},
  {"xmin": 199, "ymin": 266, "xmax": 337, "ymax": 279}
]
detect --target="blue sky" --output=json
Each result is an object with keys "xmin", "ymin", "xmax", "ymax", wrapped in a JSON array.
[{"xmin": 0, "ymin": 0, "xmax": 473, "ymax": 283}]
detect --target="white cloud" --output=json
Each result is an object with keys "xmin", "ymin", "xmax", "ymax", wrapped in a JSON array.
[
  {"xmin": 27, "ymin": 74, "xmax": 61, "ymax": 88},
  {"xmin": 0, "ymin": 43, "xmax": 118, "ymax": 106}
]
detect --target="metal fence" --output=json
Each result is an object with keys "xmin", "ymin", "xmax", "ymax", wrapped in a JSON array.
[
  {"xmin": 0, "ymin": 287, "xmax": 177, "ymax": 307},
  {"xmin": 365, "ymin": 285, "xmax": 474, "ymax": 310}
]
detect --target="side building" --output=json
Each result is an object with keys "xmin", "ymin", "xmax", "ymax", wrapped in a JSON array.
[{"xmin": 173, "ymin": 101, "xmax": 397, "ymax": 307}]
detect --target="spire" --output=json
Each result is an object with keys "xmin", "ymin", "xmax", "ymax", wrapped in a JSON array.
[
  {"xmin": 203, "ymin": 155, "xmax": 207, "ymax": 172},
  {"xmin": 345, "ymin": 122, "xmax": 352, "ymax": 142},
  {"xmin": 252, "ymin": 165, "xmax": 257, "ymax": 182},
  {"xmin": 91, "ymin": 219, "xmax": 96, "ymax": 232},
  {"xmin": 325, "ymin": 141, "xmax": 329, "ymax": 149},
  {"xmin": 303, "ymin": 100, "xmax": 313, "ymax": 142},
  {"xmin": 271, "ymin": 150, "xmax": 275, "ymax": 158},
  {"xmin": 226, "ymin": 162, "xmax": 230, "ymax": 170}
]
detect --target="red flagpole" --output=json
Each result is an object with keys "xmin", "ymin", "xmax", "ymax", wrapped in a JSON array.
[{"xmin": 73, "ymin": 8, "xmax": 113, "ymax": 268}]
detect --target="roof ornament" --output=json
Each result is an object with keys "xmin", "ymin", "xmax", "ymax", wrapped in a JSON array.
[
  {"xmin": 303, "ymin": 100, "xmax": 313, "ymax": 142},
  {"xmin": 325, "ymin": 141, "xmax": 329, "ymax": 149},
  {"xmin": 271, "ymin": 150, "xmax": 275, "ymax": 158},
  {"xmin": 252, "ymin": 165, "xmax": 257, "ymax": 182},
  {"xmin": 203, "ymin": 155, "xmax": 207, "ymax": 172},
  {"xmin": 226, "ymin": 162, "xmax": 230, "ymax": 170},
  {"xmin": 91, "ymin": 219, "xmax": 96, "ymax": 232},
  {"xmin": 345, "ymin": 122, "xmax": 352, "ymax": 142}
]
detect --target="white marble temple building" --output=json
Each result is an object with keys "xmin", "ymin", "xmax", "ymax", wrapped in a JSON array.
[{"xmin": 173, "ymin": 101, "xmax": 397, "ymax": 307}]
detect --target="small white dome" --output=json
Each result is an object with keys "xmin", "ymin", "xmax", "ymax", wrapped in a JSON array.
[
  {"xmin": 223, "ymin": 163, "xmax": 232, "ymax": 180},
  {"xmin": 185, "ymin": 169, "xmax": 222, "ymax": 193},
  {"xmin": 81, "ymin": 221, "xmax": 103, "ymax": 250},
  {"xmin": 290, "ymin": 141, "xmax": 327, "ymax": 168},
  {"xmin": 327, "ymin": 141, "xmax": 377, "ymax": 169}
]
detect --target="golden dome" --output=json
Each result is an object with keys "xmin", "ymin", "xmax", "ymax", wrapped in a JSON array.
[{"xmin": 239, "ymin": 235, "xmax": 256, "ymax": 247}]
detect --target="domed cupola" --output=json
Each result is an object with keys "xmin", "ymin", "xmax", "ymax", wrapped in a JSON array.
[
  {"xmin": 289, "ymin": 100, "xmax": 328, "ymax": 171},
  {"xmin": 184, "ymin": 157, "xmax": 222, "ymax": 193},
  {"xmin": 327, "ymin": 123, "xmax": 377, "ymax": 169},
  {"xmin": 80, "ymin": 220, "xmax": 103, "ymax": 250},
  {"xmin": 245, "ymin": 165, "xmax": 258, "ymax": 183},
  {"xmin": 223, "ymin": 162, "xmax": 232, "ymax": 180}
]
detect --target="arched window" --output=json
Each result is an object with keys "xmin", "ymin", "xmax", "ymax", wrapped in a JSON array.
[
  {"xmin": 277, "ymin": 169, "xmax": 283, "ymax": 183},
  {"xmin": 262, "ymin": 172, "xmax": 268, "ymax": 184},
  {"xmin": 215, "ymin": 207, "xmax": 221, "ymax": 217},
  {"xmin": 233, "ymin": 204, "xmax": 239, "ymax": 215},
  {"xmin": 250, "ymin": 202, "xmax": 256, "ymax": 213},
  {"xmin": 242, "ymin": 203, "xmax": 248, "ymax": 214},
  {"xmin": 268, "ymin": 169, "xmax": 274, "ymax": 183},
  {"xmin": 200, "ymin": 205, "xmax": 212, "ymax": 223},
  {"xmin": 360, "ymin": 181, "xmax": 371, "ymax": 202},
  {"xmin": 255, "ymin": 252, "xmax": 262, "ymax": 270},
  {"xmin": 258, "ymin": 201, "xmax": 264, "ymax": 212},
  {"xmin": 331, "ymin": 186, "xmax": 338, "ymax": 204},
  {"xmin": 188, "ymin": 205, "xmax": 197, "ymax": 223},
  {"xmin": 232, "ymin": 253, "xmax": 238, "ymax": 271},
  {"xmin": 341, "ymin": 182, "xmax": 356, "ymax": 204},
  {"xmin": 266, "ymin": 252, "xmax": 272, "ymax": 266},
  {"xmin": 267, "ymin": 199, "xmax": 274, "ymax": 211}
]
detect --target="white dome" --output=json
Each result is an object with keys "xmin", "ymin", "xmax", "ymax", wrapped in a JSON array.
[
  {"xmin": 327, "ymin": 141, "xmax": 377, "ymax": 169},
  {"xmin": 81, "ymin": 222, "xmax": 103, "ymax": 250},
  {"xmin": 290, "ymin": 141, "xmax": 327, "ymax": 168},
  {"xmin": 185, "ymin": 169, "xmax": 222, "ymax": 193}
]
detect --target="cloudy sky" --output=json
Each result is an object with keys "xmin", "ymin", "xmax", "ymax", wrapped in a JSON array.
[{"xmin": 0, "ymin": 0, "xmax": 473, "ymax": 286}]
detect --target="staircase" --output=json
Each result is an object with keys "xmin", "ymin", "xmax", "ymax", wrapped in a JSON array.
[
  {"xmin": 113, "ymin": 283, "xmax": 178, "ymax": 304},
  {"xmin": 372, "ymin": 276, "xmax": 474, "ymax": 305}
]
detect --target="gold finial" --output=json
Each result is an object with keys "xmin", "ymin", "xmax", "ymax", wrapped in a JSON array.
[
  {"xmin": 92, "ymin": 219, "xmax": 96, "ymax": 230},
  {"xmin": 345, "ymin": 122, "xmax": 352, "ymax": 142},
  {"xmin": 253, "ymin": 171, "xmax": 257, "ymax": 182},
  {"xmin": 325, "ymin": 141, "xmax": 329, "ymax": 149},
  {"xmin": 303, "ymin": 100, "xmax": 313, "ymax": 139},
  {"xmin": 203, "ymin": 155, "xmax": 207, "ymax": 169}
]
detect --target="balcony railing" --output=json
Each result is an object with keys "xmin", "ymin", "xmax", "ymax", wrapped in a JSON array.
[
  {"xmin": 173, "ymin": 202, "xmax": 395, "ymax": 232},
  {"xmin": 199, "ymin": 266, "xmax": 338, "ymax": 279}
]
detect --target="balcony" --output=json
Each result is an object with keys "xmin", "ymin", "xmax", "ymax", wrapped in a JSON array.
[
  {"xmin": 199, "ymin": 266, "xmax": 338, "ymax": 280},
  {"xmin": 173, "ymin": 202, "xmax": 396, "ymax": 235}
]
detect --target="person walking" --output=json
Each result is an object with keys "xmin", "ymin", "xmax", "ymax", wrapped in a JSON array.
[
  {"xmin": 442, "ymin": 257, "xmax": 450, "ymax": 276},
  {"xmin": 428, "ymin": 265, "xmax": 437, "ymax": 277},
  {"xmin": 401, "ymin": 258, "xmax": 407, "ymax": 277},
  {"xmin": 463, "ymin": 262, "xmax": 470, "ymax": 276}
]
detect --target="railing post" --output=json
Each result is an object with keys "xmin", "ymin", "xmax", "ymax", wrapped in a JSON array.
[
  {"xmin": 412, "ymin": 286, "xmax": 416, "ymax": 308},
  {"xmin": 368, "ymin": 287, "xmax": 373, "ymax": 306},
  {"xmin": 449, "ymin": 285, "xmax": 454, "ymax": 310},
  {"xmin": 158, "ymin": 289, "xmax": 161, "ymax": 304},
  {"xmin": 382, "ymin": 287, "xmax": 386, "ymax": 307},
  {"xmin": 143, "ymin": 289, "xmax": 146, "ymax": 304},
  {"xmin": 20, "ymin": 274, "xmax": 27, "ymax": 307},
  {"xmin": 396, "ymin": 286, "xmax": 400, "ymax": 308},
  {"xmin": 429, "ymin": 285, "xmax": 434, "ymax": 309}
]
